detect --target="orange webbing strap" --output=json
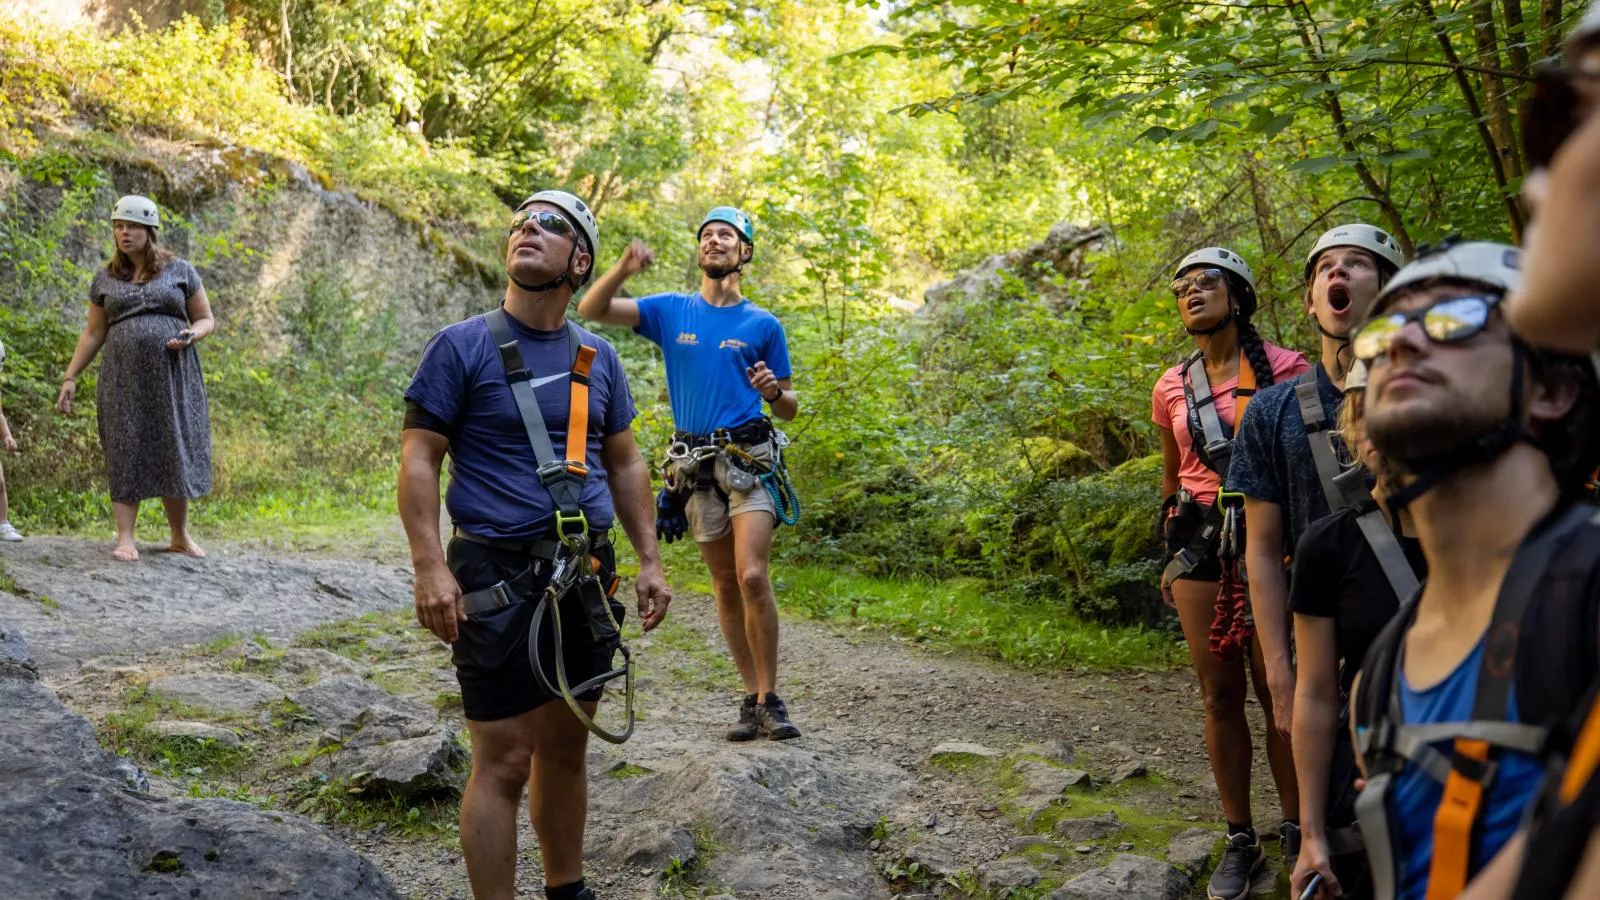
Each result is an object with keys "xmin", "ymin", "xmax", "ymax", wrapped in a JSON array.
[
  {"xmin": 1235, "ymin": 355, "xmax": 1257, "ymax": 421},
  {"xmin": 1560, "ymin": 691, "xmax": 1600, "ymax": 803},
  {"xmin": 564, "ymin": 344, "xmax": 598, "ymax": 474},
  {"xmin": 1427, "ymin": 738, "xmax": 1492, "ymax": 900}
]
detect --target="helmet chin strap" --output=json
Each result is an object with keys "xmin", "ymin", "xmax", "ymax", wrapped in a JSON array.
[
  {"xmin": 1383, "ymin": 343, "xmax": 1530, "ymax": 514},
  {"xmin": 509, "ymin": 240, "xmax": 580, "ymax": 293},
  {"xmin": 1185, "ymin": 303, "xmax": 1235, "ymax": 337}
]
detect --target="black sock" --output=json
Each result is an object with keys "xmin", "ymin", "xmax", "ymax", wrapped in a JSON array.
[
  {"xmin": 1282, "ymin": 819, "xmax": 1300, "ymax": 829},
  {"xmin": 547, "ymin": 879, "xmax": 587, "ymax": 900},
  {"xmin": 762, "ymin": 692, "xmax": 782, "ymax": 706},
  {"xmin": 1226, "ymin": 821, "xmax": 1256, "ymax": 840},
  {"xmin": 743, "ymin": 692, "xmax": 758, "ymax": 704}
]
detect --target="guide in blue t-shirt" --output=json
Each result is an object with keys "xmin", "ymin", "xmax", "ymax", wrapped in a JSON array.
[
  {"xmin": 398, "ymin": 189, "xmax": 672, "ymax": 900},
  {"xmin": 579, "ymin": 204, "xmax": 804, "ymax": 743}
]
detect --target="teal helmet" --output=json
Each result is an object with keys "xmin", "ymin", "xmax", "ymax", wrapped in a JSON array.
[{"xmin": 698, "ymin": 206, "xmax": 754, "ymax": 245}]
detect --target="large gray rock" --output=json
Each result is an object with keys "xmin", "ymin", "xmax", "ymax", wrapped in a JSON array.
[
  {"xmin": 291, "ymin": 675, "xmax": 424, "ymax": 731},
  {"xmin": 1051, "ymin": 854, "xmax": 1191, "ymax": 900},
  {"xmin": 326, "ymin": 706, "xmax": 467, "ymax": 797},
  {"xmin": 148, "ymin": 720, "xmax": 242, "ymax": 749},
  {"xmin": 1013, "ymin": 759, "xmax": 1086, "ymax": 809},
  {"xmin": 923, "ymin": 222, "xmax": 1108, "ymax": 313},
  {"xmin": 148, "ymin": 673, "xmax": 285, "ymax": 715},
  {"xmin": 280, "ymin": 647, "xmax": 365, "ymax": 679},
  {"xmin": 0, "ymin": 621, "xmax": 35, "ymax": 680},
  {"xmin": 1055, "ymin": 811, "xmax": 1123, "ymax": 841},
  {"xmin": 1166, "ymin": 827, "xmax": 1220, "ymax": 877},
  {"xmin": 0, "ymin": 621, "xmax": 397, "ymax": 899},
  {"xmin": 603, "ymin": 819, "xmax": 696, "ymax": 870},
  {"xmin": 978, "ymin": 856, "xmax": 1043, "ymax": 892},
  {"xmin": 928, "ymin": 741, "xmax": 1002, "ymax": 764},
  {"xmin": 588, "ymin": 744, "xmax": 904, "ymax": 899}
]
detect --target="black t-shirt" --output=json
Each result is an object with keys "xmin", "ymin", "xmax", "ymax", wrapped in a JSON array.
[{"xmin": 1288, "ymin": 505, "xmax": 1427, "ymax": 694}]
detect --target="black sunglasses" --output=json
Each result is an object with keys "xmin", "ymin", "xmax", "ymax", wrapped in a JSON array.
[
  {"xmin": 509, "ymin": 209, "xmax": 577, "ymax": 241},
  {"xmin": 1353, "ymin": 294, "xmax": 1503, "ymax": 362},
  {"xmin": 1172, "ymin": 267, "xmax": 1224, "ymax": 298}
]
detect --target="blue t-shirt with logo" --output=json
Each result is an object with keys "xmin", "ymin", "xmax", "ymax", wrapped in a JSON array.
[
  {"xmin": 1389, "ymin": 637, "xmax": 1545, "ymax": 900},
  {"xmin": 405, "ymin": 312, "xmax": 636, "ymax": 540},
  {"xmin": 634, "ymin": 292, "xmax": 792, "ymax": 435}
]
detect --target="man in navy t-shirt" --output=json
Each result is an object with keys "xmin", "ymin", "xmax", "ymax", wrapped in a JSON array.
[
  {"xmin": 579, "ymin": 205, "xmax": 803, "ymax": 742},
  {"xmin": 399, "ymin": 189, "xmax": 670, "ymax": 900}
]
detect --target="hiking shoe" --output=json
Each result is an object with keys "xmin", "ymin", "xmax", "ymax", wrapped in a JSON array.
[
  {"xmin": 726, "ymin": 693, "xmax": 759, "ymax": 742},
  {"xmin": 0, "ymin": 522, "xmax": 20, "ymax": 542},
  {"xmin": 757, "ymin": 692, "xmax": 802, "ymax": 740},
  {"xmin": 1281, "ymin": 820, "xmax": 1302, "ymax": 865},
  {"xmin": 1207, "ymin": 830, "xmax": 1264, "ymax": 900}
]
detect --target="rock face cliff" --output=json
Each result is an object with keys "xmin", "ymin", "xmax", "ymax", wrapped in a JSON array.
[
  {"xmin": 0, "ymin": 620, "xmax": 401, "ymax": 899},
  {"xmin": 3, "ymin": 129, "xmax": 500, "ymax": 357}
]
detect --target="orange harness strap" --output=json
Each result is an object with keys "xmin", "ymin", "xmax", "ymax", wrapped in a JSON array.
[
  {"xmin": 564, "ymin": 344, "xmax": 597, "ymax": 476},
  {"xmin": 1426, "ymin": 738, "xmax": 1492, "ymax": 900},
  {"xmin": 1234, "ymin": 357, "xmax": 1258, "ymax": 421},
  {"xmin": 1561, "ymin": 691, "xmax": 1600, "ymax": 804}
]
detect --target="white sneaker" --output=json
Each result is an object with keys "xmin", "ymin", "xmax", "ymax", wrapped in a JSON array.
[{"xmin": 0, "ymin": 522, "xmax": 22, "ymax": 542}]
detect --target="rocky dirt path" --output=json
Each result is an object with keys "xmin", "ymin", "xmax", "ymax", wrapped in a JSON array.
[{"xmin": 0, "ymin": 537, "xmax": 1289, "ymax": 899}]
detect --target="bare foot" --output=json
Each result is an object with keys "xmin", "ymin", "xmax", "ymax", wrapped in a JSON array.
[
  {"xmin": 111, "ymin": 543, "xmax": 139, "ymax": 562},
  {"xmin": 166, "ymin": 538, "xmax": 206, "ymax": 558}
]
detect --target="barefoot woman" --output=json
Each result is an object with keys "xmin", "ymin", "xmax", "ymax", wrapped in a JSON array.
[{"xmin": 57, "ymin": 195, "xmax": 214, "ymax": 561}]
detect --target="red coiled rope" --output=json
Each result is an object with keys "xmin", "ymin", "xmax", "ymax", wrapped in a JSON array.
[{"xmin": 1209, "ymin": 559, "xmax": 1253, "ymax": 660}]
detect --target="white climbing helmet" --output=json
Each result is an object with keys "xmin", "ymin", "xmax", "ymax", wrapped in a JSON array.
[
  {"xmin": 517, "ymin": 190, "xmax": 599, "ymax": 258},
  {"xmin": 1374, "ymin": 240, "xmax": 1522, "ymax": 313},
  {"xmin": 111, "ymin": 195, "xmax": 160, "ymax": 230},
  {"xmin": 1304, "ymin": 223, "xmax": 1405, "ymax": 281},
  {"xmin": 1174, "ymin": 246, "xmax": 1256, "ymax": 291},
  {"xmin": 1570, "ymin": 0, "xmax": 1600, "ymax": 57}
]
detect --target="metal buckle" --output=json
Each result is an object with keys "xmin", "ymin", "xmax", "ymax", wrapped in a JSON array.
[
  {"xmin": 1217, "ymin": 491, "xmax": 1246, "ymax": 559},
  {"xmin": 554, "ymin": 509, "xmax": 590, "ymax": 550}
]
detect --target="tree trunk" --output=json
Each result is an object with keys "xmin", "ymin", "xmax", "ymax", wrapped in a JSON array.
[
  {"xmin": 1503, "ymin": 0, "xmax": 1532, "ymax": 76},
  {"xmin": 1414, "ymin": 0, "xmax": 1526, "ymax": 239},
  {"xmin": 1541, "ymin": 0, "xmax": 1564, "ymax": 59},
  {"xmin": 1470, "ymin": 0, "xmax": 1526, "ymax": 182}
]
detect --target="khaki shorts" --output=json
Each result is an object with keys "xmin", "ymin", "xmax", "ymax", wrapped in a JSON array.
[{"xmin": 677, "ymin": 441, "xmax": 777, "ymax": 542}]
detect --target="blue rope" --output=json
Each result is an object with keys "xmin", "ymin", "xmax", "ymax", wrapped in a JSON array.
[{"xmin": 761, "ymin": 464, "xmax": 801, "ymax": 526}]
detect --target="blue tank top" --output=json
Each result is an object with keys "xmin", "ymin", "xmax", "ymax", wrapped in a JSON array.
[{"xmin": 1392, "ymin": 637, "xmax": 1546, "ymax": 900}]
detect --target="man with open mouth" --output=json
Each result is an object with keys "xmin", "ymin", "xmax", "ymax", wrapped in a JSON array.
[{"xmin": 1224, "ymin": 223, "xmax": 1405, "ymax": 870}]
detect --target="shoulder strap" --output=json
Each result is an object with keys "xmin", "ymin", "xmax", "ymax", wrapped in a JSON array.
[
  {"xmin": 1296, "ymin": 369, "xmax": 1347, "ymax": 512},
  {"xmin": 1426, "ymin": 502, "xmax": 1599, "ymax": 899},
  {"xmin": 1332, "ymin": 465, "xmax": 1422, "ymax": 602},
  {"xmin": 1182, "ymin": 350, "xmax": 1249, "ymax": 476},
  {"xmin": 482, "ymin": 310, "xmax": 596, "ymax": 525}
]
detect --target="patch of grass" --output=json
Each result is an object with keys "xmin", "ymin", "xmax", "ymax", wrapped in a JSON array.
[
  {"xmin": 287, "ymin": 774, "xmax": 459, "ymax": 840},
  {"xmin": 292, "ymin": 609, "xmax": 411, "ymax": 658},
  {"xmin": 0, "ymin": 558, "xmax": 54, "ymax": 608},
  {"xmin": 607, "ymin": 762, "xmax": 653, "ymax": 780},
  {"xmin": 144, "ymin": 850, "xmax": 185, "ymax": 874},
  {"xmin": 648, "ymin": 616, "xmax": 737, "ymax": 692},
  {"xmin": 774, "ymin": 565, "xmax": 1182, "ymax": 671},
  {"xmin": 197, "ymin": 633, "xmax": 246, "ymax": 656},
  {"xmin": 656, "ymin": 820, "xmax": 725, "ymax": 898}
]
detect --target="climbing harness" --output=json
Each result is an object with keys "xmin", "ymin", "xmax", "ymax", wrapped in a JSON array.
[
  {"xmin": 470, "ymin": 308, "xmax": 636, "ymax": 743},
  {"xmin": 1353, "ymin": 503, "xmax": 1600, "ymax": 900},
  {"xmin": 1181, "ymin": 348, "xmax": 1257, "ymax": 478},
  {"xmin": 661, "ymin": 418, "xmax": 801, "ymax": 527},
  {"xmin": 1294, "ymin": 369, "xmax": 1419, "ymax": 600},
  {"xmin": 1209, "ymin": 491, "xmax": 1253, "ymax": 661}
]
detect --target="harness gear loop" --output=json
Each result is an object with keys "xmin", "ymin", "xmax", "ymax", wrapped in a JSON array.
[
  {"xmin": 528, "ymin": 539, "xmax": 635, "ymax": 744},
  {"xmin": 1210, "ymin": 491, "xmax": 1253, "ymax": 661},
  {"xmin": 482, "ymin": 308, "xmax": 635, "ymax": 743}
]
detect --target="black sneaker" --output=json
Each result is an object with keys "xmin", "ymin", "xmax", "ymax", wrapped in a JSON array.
[
  {"xmin": 1207, "ymin": 830, "xmax": 1264, "ymax": 900},
  {"xmin": 1280, "ymin": 821, "xmax": 1302, "ymax": 865},
  {"xmin": 727, "ymin": 693, "xmax": 759, "ymax": 742},
  {"xmin": 757, "ymin": 692, "xmax": 802, "ymax": 740}
]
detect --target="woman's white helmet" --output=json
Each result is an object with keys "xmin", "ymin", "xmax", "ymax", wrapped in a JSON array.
[
  {"xmin": 518, "ymin": 190, "xmax": 599, "ymax": 258},
  {"xmin": 111, "ymin": 195, "xmax": 161, "ymax": 230},
  {"xmin": 1304, "ymin": 223, "xmax": 1405, "ymax": 281},
  {"xmin": 1174, "ymin": 246, "xmax": 1256, "ymax": 290}
]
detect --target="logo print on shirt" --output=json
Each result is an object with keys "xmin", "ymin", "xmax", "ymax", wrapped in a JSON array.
[
  {"xmin": 676, "ymin": 332, "xmax": 699, "ymax": 345},
  {"xmin": 719, "ymin": 339, "xmax": 748, "ymax": 351},
  {"xmin": 529, "ymin": 372, "xmax": 568, "ymax": 388}
]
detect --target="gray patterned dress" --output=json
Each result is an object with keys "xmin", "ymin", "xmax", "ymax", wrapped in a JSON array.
[{"xmin": 88, "ymin": 259, "xmax": 212, "ymax": 502}]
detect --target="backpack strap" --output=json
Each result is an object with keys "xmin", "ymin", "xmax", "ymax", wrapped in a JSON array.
[
  {"xmin": 1424, "ymin": 502, "xmax": 1597, "ymax": 899},
  {"xmin": 1333, "ymin": 465, "xmax": 1422, "ymax": 603},
  {"xmin": 483, "ymin": 309, "xmax": 597, "ymax": 539},
  {"xmin": 1296, "ymin": 369, "xmax": 1347, "ymax": 513}
]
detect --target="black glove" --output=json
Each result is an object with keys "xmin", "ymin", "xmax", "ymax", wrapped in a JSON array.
[{"xmin": 656, "ymin": 487, "xmax": 689, "ymax": 544}]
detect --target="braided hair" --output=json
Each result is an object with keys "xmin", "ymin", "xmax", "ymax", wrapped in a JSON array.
[{"xmin": 1224, "ymin": 271, "xmax": 1277, "ymax": 389}]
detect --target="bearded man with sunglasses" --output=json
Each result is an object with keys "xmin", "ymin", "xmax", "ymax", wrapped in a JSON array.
[
  {"xmin": 1340, "ymin": 240, "xmax": 1600, "ymax": 900},
  {"xmin": 579, "ymin": 206, "xmax": 803, "ymax": 743},
  {"xmin": 400, "ymin": 190, "xmax": 671, "ymax": 900}
]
